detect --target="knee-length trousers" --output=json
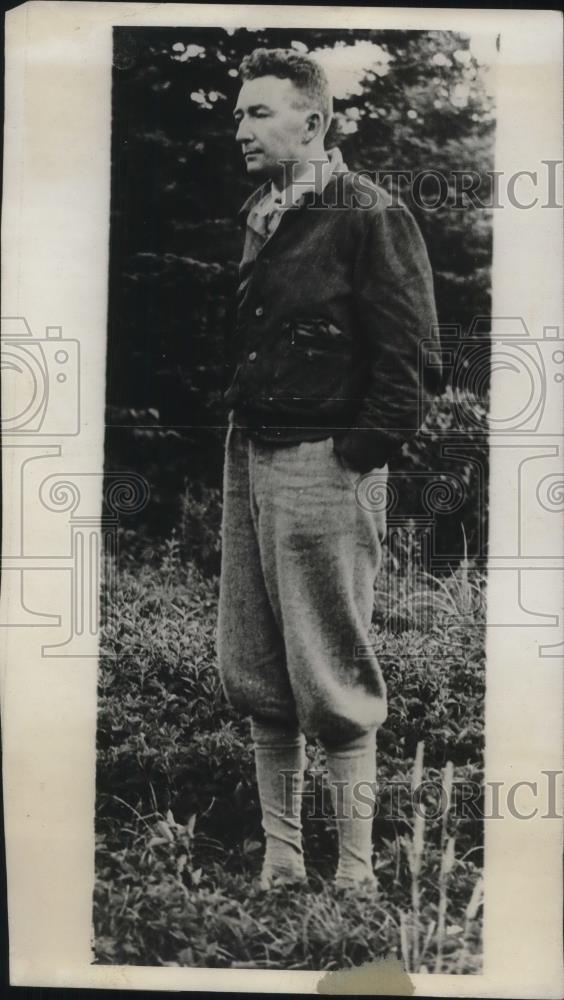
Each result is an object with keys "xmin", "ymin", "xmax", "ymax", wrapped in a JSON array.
[{"xmin": 216, "ymin": 423, "xmax": 388, "ymax": 748}]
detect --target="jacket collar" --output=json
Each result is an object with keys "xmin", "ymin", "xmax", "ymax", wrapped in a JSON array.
[{"xmin": 238, "ymin": 181, "xmax": 270, "ymax": 221}]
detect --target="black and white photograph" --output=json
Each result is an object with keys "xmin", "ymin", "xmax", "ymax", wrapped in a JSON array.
[
  {"xmin": 97, "ymin": 22, "xmax": 496, "ymax": 972},
  {"xmin": 1, "ymin": 3, "xmax": 562, "ymax": 994}
]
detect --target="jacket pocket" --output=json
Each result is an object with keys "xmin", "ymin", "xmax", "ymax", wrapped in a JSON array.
[
  {"xmin": 269, "ymin": 318, "xmax": 352, "ymax": 405},
  {"xmin": 285, "ymin": 318, "xmax": 348, "ymax": 355}
]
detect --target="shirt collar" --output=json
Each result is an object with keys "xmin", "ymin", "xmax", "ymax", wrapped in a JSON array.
[{"xmin": 270, "ymin": 146, "xmax": 344, "ymax": 209}]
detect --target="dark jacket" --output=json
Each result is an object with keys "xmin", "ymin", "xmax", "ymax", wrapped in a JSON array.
[{"xmin": 224, "ymin": 168, "xmax": 441, "ymax": 471}]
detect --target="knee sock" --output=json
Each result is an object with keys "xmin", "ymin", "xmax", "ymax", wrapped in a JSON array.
[
  {"xmin": 250, "ymin": 717, "xmax": 307, "ymax": 886},
  {"xmin": 323, "ymin": 727, "xmax": 378, "ymax": 888}
]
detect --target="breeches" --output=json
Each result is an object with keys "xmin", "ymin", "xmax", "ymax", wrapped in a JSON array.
[{"xmin": 216, "ymin": 424, "xmax": 388, "ymax": 747}]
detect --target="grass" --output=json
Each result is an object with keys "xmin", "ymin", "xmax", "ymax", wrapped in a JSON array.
[{"xmin": 94, "ymin": 518, "xmax": 485, "ymax": 972}]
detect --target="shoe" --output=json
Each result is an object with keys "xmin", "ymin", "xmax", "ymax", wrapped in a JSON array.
[
  {"xmin": 334, "ymin": 873, "xmax": 378, "ymax": 894},
  {"xmin": 257, "ymin": 867, "xmax": 308, "ymax": 891}
]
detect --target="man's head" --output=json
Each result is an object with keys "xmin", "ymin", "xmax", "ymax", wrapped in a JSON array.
[{"xmin": 234, "ymin": 48, "xmax": 333, "ymax": 185}]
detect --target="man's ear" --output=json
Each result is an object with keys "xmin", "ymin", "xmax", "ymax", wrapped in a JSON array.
[{"xmin": 303, "ymin": 110, "xmax": 324, "ymax": 144}]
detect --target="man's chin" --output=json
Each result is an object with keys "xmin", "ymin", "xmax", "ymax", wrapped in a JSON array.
[
  {"xmin": 244, "ymin": 155, "xmax": 269, "ymax": 178},
  {"xmin": 245, "ymin": 160, "xmax": 265, "ymax": 175}
]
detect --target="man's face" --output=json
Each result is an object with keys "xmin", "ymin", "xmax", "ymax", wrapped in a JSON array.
[{"xmin": 234, "ymin": 76, "xmax": 311, "ymax": 182}]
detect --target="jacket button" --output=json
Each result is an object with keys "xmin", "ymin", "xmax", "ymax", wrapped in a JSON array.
[
  {"xmin": 248, "ymin": 351, "xmax": 257, "ymax": 362},
  {"xmin": 255, "ymin": 306, "xmax": 264, "ymax": 317}
]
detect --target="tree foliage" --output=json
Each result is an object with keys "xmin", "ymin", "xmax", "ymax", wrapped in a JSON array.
[{"xmin": 106, "ymin": 26, "xmax": 495, "ymax": 553}]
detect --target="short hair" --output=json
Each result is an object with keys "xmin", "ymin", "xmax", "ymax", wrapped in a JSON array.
[{"xmin": 239, "ymin": 47, "xmax": 333, "ymax": 131}]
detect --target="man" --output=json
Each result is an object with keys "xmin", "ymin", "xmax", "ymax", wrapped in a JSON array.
[{"xmin": 217, "ymin": 48, "xmax": 440, "ymax": 891}]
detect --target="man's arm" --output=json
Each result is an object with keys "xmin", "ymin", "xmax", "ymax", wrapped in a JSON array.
[{"xmin": 334, "ymin": 201, "xmax": 442, "ymax": 472}]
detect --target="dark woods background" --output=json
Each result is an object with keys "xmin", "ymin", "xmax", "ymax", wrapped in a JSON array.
[{"xmin": 105, "ymin": 26, "xmax": 495, "ymax": 569}]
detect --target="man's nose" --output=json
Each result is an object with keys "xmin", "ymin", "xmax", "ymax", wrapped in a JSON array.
[{"xmin": 235, "ymin": 118, "xmax": 253, "ymax": 144}]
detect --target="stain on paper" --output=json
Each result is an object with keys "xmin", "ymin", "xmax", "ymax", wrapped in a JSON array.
[{"xmin": 317, "ymin": 955, "xmax": 414, "ymax": 995}]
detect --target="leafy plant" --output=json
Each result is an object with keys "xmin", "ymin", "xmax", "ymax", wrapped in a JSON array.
[{"xmin": 95, "ymin": 502, "xmax": 484, "ymax": 971}]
